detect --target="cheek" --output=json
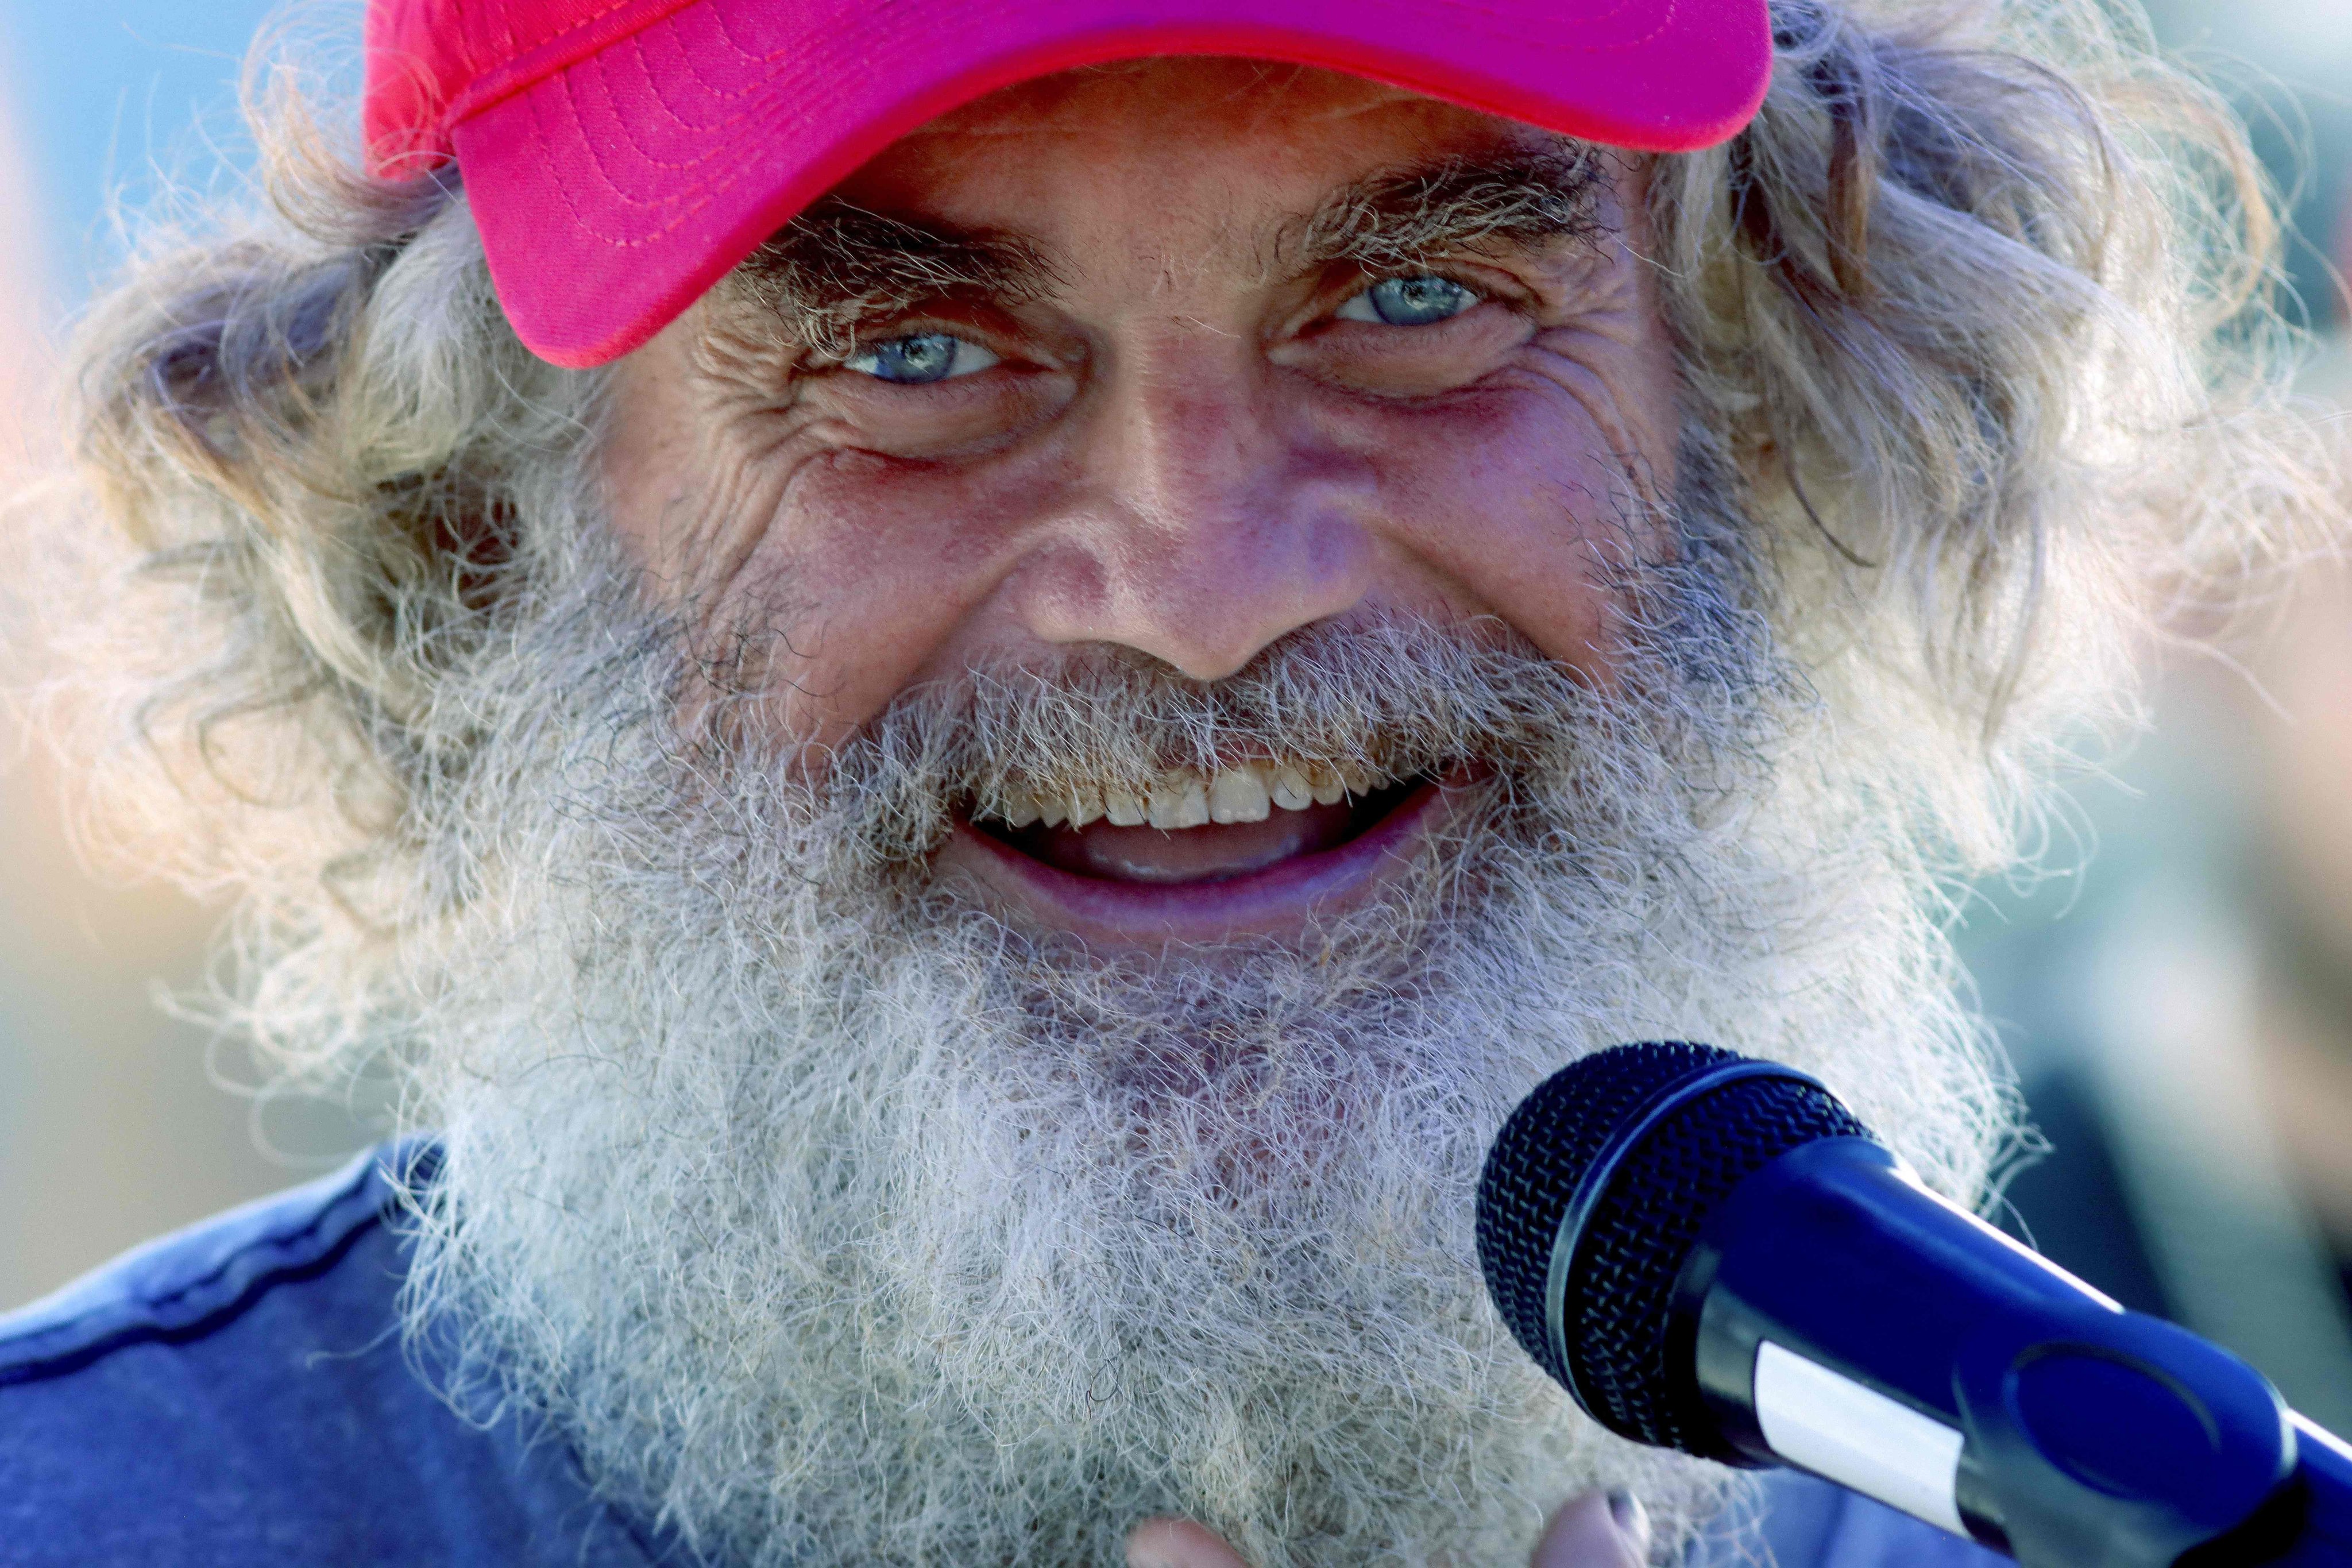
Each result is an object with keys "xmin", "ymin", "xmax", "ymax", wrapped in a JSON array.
[
  {"xmin": 1353, "ymin": 389, "xmax": 1659, "ymax": 671},
  {"xmin": 603, "ymin": 330, "xmax": 1055, "ymax": 758},
  {"xmin": 714, "ymin": 450, "xmax": 1059, "ymax": 750}
]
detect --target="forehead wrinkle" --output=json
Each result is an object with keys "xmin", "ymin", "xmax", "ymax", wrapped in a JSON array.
[
  {"xmin": 727, "ymin": 199, "xmax": 1062, "ymax": 356},
  {"xmin": 1272, "ymin": 144, "xmax": 1611, "ymax": 276}
]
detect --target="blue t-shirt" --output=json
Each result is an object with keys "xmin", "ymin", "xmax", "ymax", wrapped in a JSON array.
[{"xmin": 0, "ymin": 1145, "xmax": 2002, "ymax": 1567}]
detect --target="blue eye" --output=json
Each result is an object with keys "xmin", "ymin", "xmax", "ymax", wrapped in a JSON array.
[
  {"xmin": 843, "ymin": 332, "xmax": 1000, "ymax": 384},
  {"xmin": 1335, "ymin": 275, "xmax": 1478, "ymax": 327}
]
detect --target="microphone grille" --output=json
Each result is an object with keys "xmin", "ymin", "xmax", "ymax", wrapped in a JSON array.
[
  {"xmin": 1476, "ymin": 1042, "xmax": 1737, "ymax": 1391},
  {"xmin": 1477, "ymin": 1043, "xmax": 1871, "ymax": 1451}
]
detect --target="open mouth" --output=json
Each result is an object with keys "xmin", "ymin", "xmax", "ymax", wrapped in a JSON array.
[
  {"xmin": 969, "ymin": 760, "xmax": 1434, "ymax": 886},
  {"xmin": 941, "ymin": 757, "xmax": 1470, "ymax": 947},
  {"xmin": 966, "ymin": 760, "xmax": 1436, "ymax": 886}
]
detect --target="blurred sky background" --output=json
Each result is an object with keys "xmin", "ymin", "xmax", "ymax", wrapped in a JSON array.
[
  {"xmin": 3, "ymin": 0, "xmax": 2352, "ymax": 1427},
  {"xmin": 0, "ymin": 0, "xmax": 363, "ymax": 1329}
]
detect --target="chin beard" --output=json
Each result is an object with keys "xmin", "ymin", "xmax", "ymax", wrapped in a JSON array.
[{"xmin": 384, "ymin": 534, "xmax": 2003, "ymax": 1568}]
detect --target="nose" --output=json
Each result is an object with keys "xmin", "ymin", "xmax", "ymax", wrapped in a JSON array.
[{"xmin": 1015, "ymin": 337, "xmax": 1376, "ymax": 681}]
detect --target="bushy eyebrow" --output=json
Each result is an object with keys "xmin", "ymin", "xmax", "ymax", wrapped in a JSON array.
[
  {"xmin": 1277, "ymin": 146, "xmax": 1612, "ymax": 273},
  {"xmin": 724, "ymin": 146, "xmax": 1609, "ymax": 354},
  {"xmin": 727, "ymin": 202, "xmax": 1058, "ymax": 358}
]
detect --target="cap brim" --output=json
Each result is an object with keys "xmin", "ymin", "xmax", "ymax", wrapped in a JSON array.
[{"xmin": 454, "ymin": 0, "xmax": 1768, "ymax": 369}]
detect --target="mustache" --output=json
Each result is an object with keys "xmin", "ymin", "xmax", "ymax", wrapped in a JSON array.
[{"xmin": 814, "ymin": 615, "xmax": 1634, "ymax": 864}]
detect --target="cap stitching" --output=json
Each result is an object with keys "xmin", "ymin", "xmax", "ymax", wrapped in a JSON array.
[
  {"xmin": 640, "ymin": 1, "xmax": 777, "ymax": 112},
  {"xmin": 535, "ymin": 32, "xmax": 818, "ymax": 217},
  {"xmin": 593, "ymin": 29, "xmax": 806, "ymax": 184},
  {"xmin": 562, "ymin": 82, "xmax": 833, "ymax": 238},
  {"xmin": 524, "ymin": 72, "xmax": 725, "ymax": 242},
  {"xmin": 445, "ymin": 0, "xmax": 706, "ymax": 129}
]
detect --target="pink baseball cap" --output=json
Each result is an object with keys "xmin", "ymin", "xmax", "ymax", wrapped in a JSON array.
[{"xmin": 364, "ymin": 0, "xmax": 1772, "ymax": 369}]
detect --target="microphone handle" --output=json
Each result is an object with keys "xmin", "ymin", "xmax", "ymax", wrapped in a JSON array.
[{"xmin": 1662, "ymin": 1138, "xmax": 2321, "ymax": 1567}]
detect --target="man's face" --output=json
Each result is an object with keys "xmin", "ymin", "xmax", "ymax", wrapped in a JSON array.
[{"xmin": 600, "ymin": 59, "xmax": 1679, "ymax": 949}]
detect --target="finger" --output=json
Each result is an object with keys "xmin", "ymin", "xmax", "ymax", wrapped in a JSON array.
[
  {"xmin": 1531, "ymin": 1488, "xmax": 1651, "ymax": 1568},
  {"xmin": 1126, "ymin": 1516, "xmax": 1254, "ymax": 1568}
]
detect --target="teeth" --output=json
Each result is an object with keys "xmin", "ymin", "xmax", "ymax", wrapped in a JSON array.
[
  {"xmin": 1208, "ymin": 766, "xmax": 1272, "ymax": 824},
  {"xmin": 1176, "ymin": 777, "xmax": 1210, "ymax": 828},
  {"xmin": 1269, "ymin": 765, "xmax": 1314, "ymax": 812},
  {"xmin": 992, "ymin": 759, "xmax": 1397, "ymax": 831},
  {"xmin": 1147, "ymin": 771, "xmax": 1210, "ymax": 830},
  {"xmin": 1145, "ymin": 775, "xmax": 1181, "ymax": 829}
]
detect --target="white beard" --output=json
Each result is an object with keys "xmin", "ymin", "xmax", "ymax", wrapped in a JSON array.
[{"xmin": 388, "ymin": 514, "xmax": 2004, "ymax": 1568}]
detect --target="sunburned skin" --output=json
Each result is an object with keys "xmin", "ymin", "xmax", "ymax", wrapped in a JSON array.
[{"xmin": 598, "ymin": 57, "xmax": 1683, "ymax": 951}]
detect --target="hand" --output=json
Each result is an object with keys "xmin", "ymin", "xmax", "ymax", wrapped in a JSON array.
[{"xmin": 1125, "ymin": 1487, "xmax": 1652, "ymax": 1568}]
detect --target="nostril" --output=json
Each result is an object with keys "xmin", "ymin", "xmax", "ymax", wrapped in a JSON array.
[{"xmin": 1014, "ymin": 481, "xmax": 1376, "ymax": 679}]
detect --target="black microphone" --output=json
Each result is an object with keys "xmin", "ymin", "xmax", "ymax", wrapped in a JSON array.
[{"xmin": 1474, "ymin": 1042, "xmax": 2352, "ymax": 1568}]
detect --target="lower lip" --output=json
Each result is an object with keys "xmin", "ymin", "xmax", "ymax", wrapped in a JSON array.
[{"xmin": 938, "ymin": 775, "xmax": 1465, "ymax": 949}]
